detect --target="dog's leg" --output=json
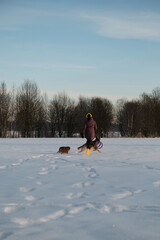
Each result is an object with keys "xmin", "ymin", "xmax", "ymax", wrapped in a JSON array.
[
  {"xmin": 77, "ymin": 143, "xmax": 87, "ymax": 150},
  {"xmin": 97, "ymin": 149, "xmax": 101, "ymax": 153}
]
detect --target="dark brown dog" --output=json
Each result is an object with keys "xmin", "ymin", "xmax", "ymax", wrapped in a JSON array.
[
  {"xmin": 78, "ymin": 136, "xmax": 101, "ymax": 152},
  {"xmin": 58, "ymin": 146, "xmax": 70, "ymax": 154}
]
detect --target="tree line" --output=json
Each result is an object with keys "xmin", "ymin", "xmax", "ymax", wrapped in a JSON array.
[
  {"xmin": 116, "ymin": 88, "xmax": 160, "ymax": 137},
  {"xmin": 0, "ymin": 80, "xmax": 160, "ymax": 138}
]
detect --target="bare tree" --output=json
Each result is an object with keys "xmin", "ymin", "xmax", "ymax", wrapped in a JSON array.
[
  {"xmin": 115, "ymin": 98, "xmax": 127, "ymax": 136},
  {"xmin": 139, "ymin": 89, "xmax": 160, "ymax": 137},
  {"xmin": 74, "ymin": 96, "xmax": 91, "ymax": 136},
  {"xmin": 35, "ymin": 95, "xmax": 48, "ymax": 137},
  {"xmin": 151, "ymin": 87, "xmax": 160, "ymax": 136},
  {"xmin": 90, "ymin": 97, "xmax": 113, "ymax": 137},
  {"xmin": 0, "ymin": 82, "xmax": 11, "ymax": 137},
  {"xmin": 15, "ymin": 80, "xmax": 41, "ymax": 137},
  {"xmin": 116, "ymin": 100, "xmax": 141, "ymax": 137},
  {"xmin": 139, "ymin": 93, "xmax": 155, "ymax": 137},
  {"xmin": 49, "ymin": 101, "xmax": 56, "ymax": 137},
  {"xmin": 49, "ymin": 92, "xmax": 73, "ymax": 137},
  {"xmin": 8, "ymin": 85, "xmax": 16, "ymax": 137},
  {"xmin": 65, "ymin": 100, "xmax": 76, "ymax": 137}
]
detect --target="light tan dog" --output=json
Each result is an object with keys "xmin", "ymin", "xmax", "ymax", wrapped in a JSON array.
[{"xmin": 58, "ymin": 146, "xmax": 70, "ymax": 154}]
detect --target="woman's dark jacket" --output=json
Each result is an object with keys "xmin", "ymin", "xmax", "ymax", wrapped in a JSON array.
[{"xmin": 83, "ymin": 118, "xmax": 97, "ymax": 140}]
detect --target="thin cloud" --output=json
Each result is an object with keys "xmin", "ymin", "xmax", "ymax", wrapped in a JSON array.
[
  {"xmin": 0, "ymin": 6, "xmax": 64, "ymax": 31},
  {"xmin": 2, "ymin": 5, "xmax": 160, "ymax": 41},
  {"xmin": 81, "ymin": 11, "xmax": 160, "ymax": 41},
  {"xmin": 14, "ymin": 62, "xmax": 95, "ymax": 70},
  {"xmin": 0, "ymin": 5, "xmax": 76, "ymax": 31}
]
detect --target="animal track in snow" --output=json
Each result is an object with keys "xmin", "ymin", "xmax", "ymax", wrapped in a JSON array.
[
  {"xmin": 12, "ymin": 209, "xmax": 66, "ymax": 227},
  {"xmin": 11, "ymin": 200, "xmax": 132, "ymax": 230},
  {"xmin": 66, "ymin": 192, "xmax": 86, "ymax": 199},
  {"xmin": 0, "ymin": 165, "xmax": 6, "ymax": 169},
  {"xmin": 82, "ymin": 167, "xmax": 99, "ymax": 179},
  {"xmin": 19, "ymin": 187, "xmax": 35, "ymax": 193},
  {"xmin": 38, "ymin": 209, "xmax": 66, "ymax": 223},
  {"xmin": 87, "ymin": 203, "xmax": 129, "ymax": 214},
  {"xmin": 99, "ymin": 205, "xmax": 111, "ymax": 213},
  {"xmin": 111, "ymin": 189, "xmax": 143, "ymax": 201},
  {"xmin": 153, "ymin": 180, "xmax": 160, "ymax": 187},
  {"xmin": 50, "ymin": 164, "xmax": 58, "ymax": 170},
  {"xmin": 113, "ymin": 204, "xmax": 129, "ymax": 212},
  {"xmin": 35, "ymin": 180, "xmax": 48, "ymax": 186},
  {"xmin": 24, "ymin": 195, "xmax": 35, "ymax": 201},
  {"xmin": 3, "ymin": 205, "xmax": 24, "ymax": 214},
  {"xmin": 88, "ymin": 172, "xmax": 99, "ymax": 178},
  {"xmin": 143, "ymin": 205, "xmax": 160, "ymax": 213},
  {"xmin": 0, "ymin": 232, "xmax": 13, "ymax": 240},
  {"xmin": 38, "ymin": 169, "xmax": 49, "ymax": 175},
  {"xmin": 12, "ymin": 217, "xmax": 34, "ymax": 227},
  {"xmin": 69, "ymin": 206, "xmax": 86, "ymax": 215},
  {"xmin": 72, "ymin": 181, "xmax": 93, "ymax": 188},
  {"xmin": 111, "ymin": 190, "xmax": 132, "ymax": 200},
  {"xmin": 144, "ymin": 165, "xmax": 160, "ymax": 171},
  {"xmin": 31, "ymin": 154, "xmax": 44, "ymax": 159},
  {"xmin": 133, "ymin": 189, "xmax": 143, "ymax": 194}
]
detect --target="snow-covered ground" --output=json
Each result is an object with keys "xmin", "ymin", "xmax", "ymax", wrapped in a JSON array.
[{"xmin": 0, "ymin": 138, "xmax": 160, "ymax": 240}]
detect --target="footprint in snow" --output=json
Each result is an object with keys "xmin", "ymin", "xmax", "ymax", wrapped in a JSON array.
[
  {"xmin": 143, "ymin": 205, "xmax": 160, "ymax": 213},
  {"xmin": 35, "ymin": 181, "xmax": 48, "ymax": 185},
  {"xmin": 50, "ymin": 164, "xmax": 58, "ymax": 170},
  {"xmin": 153, "ymin": 180, "xmax": 160, "ymax": 187},
  {"xmin": 19, "ymin": 187, "xmax": 35, "ymax": 193},
  {"xmin": 11, "ymin": 162, "xmax": 22, "ymax": 167},
  {"xmin": 82, "ymin": 167, "xmax": 99, "ymax": 179},
  {"xmin": 87, "ymin": 203, "xmax": 129, "ymax": 214},
  {"xmin": 72, "ymin": 181, "xmax": 94, "ymax": 188},
  {"xmin": 0, "ymin": 232, "xmax": 13, "ymax": 240},
  {"xmin": 88, "ymin": 172, "xmax": 99, "ymax": 178},
  {"xmin": 38, "ymin": 165, "xmax": 58, "ymax": 175},
  {"xmin": 49, "ymin": 160, "xmax": 56, "ymax": 164},
  {"xmin": 0, "ymin": 165, "xmax": 7, "ymax": 169},
  {"xmin": 111, "ymin": 190, "xmax": 133, "ymax": 200},
  {"xmin": 40, "ymin": 167, "xmax": 49, "ymax": 172},
  {"xmin": 12, "ymin": 209, "xmax": 66, "ymax": 226},
  {"xmin": 111, "ymin": 189, "xmax": 144, "ymax": 201},
  {"xmin": 66, "ymin": 192, "xmax": 86, "ymax": 199},
  {"xmin": 144, "ymin": 165, "xmax": 160, "ymax": 171},
  {"xmin": 3, "ymin": 205, "xmax": 24, "ymax": 214},
  {"xmin": 24, "ymin": 195, "xmax": 35, "ymax": 201},
  {"xmin": 68, "ymin": 206, "xmax": 86, "ymax": 215},
  {"xmin": 31, "ymin": 154, "xmax": 44, "ymax": 159},
  {"xmin": 38, "ymin": 170, "xmax": 49, "ymax": 175}
]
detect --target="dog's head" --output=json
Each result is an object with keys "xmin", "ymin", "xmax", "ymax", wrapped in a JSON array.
[{"xmin": 95, "ymin": 136, "xmax": 100, "ymax": 141}]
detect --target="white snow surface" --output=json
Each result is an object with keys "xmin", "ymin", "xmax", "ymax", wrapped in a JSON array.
[{"xmin": 0, "ymin": 138, "xmax": 160, "ymax": 240}]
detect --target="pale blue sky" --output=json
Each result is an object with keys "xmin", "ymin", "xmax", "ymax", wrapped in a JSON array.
[{"xmin": 1, "ymin": 0, "xmax": 160, "ymax": 103}]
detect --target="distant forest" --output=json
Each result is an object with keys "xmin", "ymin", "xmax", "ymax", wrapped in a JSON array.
[{"xmin": 0, "ymin": 80, "xmax": 160, "ymax": 138}]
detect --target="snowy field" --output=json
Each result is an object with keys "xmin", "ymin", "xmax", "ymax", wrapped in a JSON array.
[{"xmin": 0, "ymin": 138, "xmax": 160, "ymax": 240}]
